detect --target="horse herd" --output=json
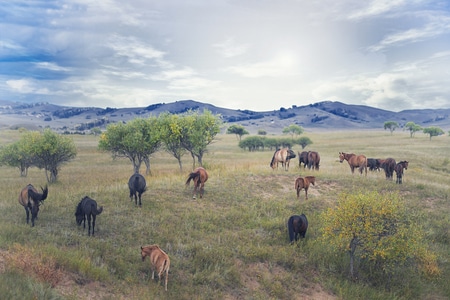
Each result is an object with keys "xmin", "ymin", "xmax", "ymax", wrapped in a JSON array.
[{"xmin": 16, "ymin": 148, "xmax": 408, "ymax": 291}]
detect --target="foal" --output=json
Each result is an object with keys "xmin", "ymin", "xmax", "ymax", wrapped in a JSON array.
[
  {"xmin": 186, "ymin": 167, "xmax": 208, "ymax": 199},
  {"xmin": 294, "ymin": 176, "xmax": 315, "ymax": 200},
  {"xmin": 75, "ymin": 196, "xmax": 103, "ymax": 236},
  {"xmin": 141, "ymin": 244, "xmax": 170, "ymax": 291}
]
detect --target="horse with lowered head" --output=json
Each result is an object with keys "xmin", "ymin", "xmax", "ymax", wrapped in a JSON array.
[
  {"xmin": 128, "ymin": 172, "xmax": 147, "ymax": 206},
  {"xmin": 18, "ymin": 184, "xmax": 48, "ymax": 227},
  {"xmin": 75, "ymin": 196, "xmax": 103, "ymax": 236},
  {"xmin": 307, "ymin": 151, "xmax": 320, "ymax": 170},
  {"xmin": 270, "ymin": 148, "xmax": 296, "ymax": 171},
  {"xmin": 288, "ymin": 214, "xmax": 308, "ymax": 243},
  {"xmin": 295, "ymin": 176, "xmax": 315, "ymax": 200},
  {"xmin": 298, "ymin": 151, "xmax": 309, "ymax": 168},
  {"xmin": 186, "ymin": 167, "xmax": 208, "ymax": 199},
  {"xmin": 379, "ymin": 158, "xmax": 396, "ymax": 180},
  {"xmin": 339, "ymin": 152, "xmax": 367, "ymax": 176},
  {"xmin": 395, "ymin": 161, "xmax": 409, "ymax": 184}
]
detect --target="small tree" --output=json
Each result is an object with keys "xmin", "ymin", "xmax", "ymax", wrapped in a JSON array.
[
  {"xmin": 158, "ymin": 112, "xmax": 186, "ymax": 171},
  {"xmin": 404, "ymin": 122, "xmax": 422, "ymax": 138},
  {"xmin": 0, "ymin": 139, "xmax": 34, "ymax": 176},
  {"xmin": 282, "ymin": 124, "xmax": 304, "ymax": 139},
  {"xmin": 23, "ymin": 129, "xmax": 77, "ymax": 182},
  {"xmin": 226, "ymin": 124, "xmax": 249, "ymax": 140},
  {"xmin": 384, "ymin": 121, "xmax": 399, "ymax": 135},
  {"xmin": 296, "ymin": 136, "xmax": 313, "ymax": 149},
  {"xmin": 423, "ymin": 126, "xmax": 444, "ymax": 140},
  {"xmin": 320, "ymin": 191, "xmax": 440, "ymax": 280},
  {"xmin": 257, "ymin": 129, "xmax": 267, "ymax": 135}
]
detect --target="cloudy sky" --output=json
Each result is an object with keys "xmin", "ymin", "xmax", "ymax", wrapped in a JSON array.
[{"xmin": 1, "ymin": 0, "xmax": 449, "ymax": 112}]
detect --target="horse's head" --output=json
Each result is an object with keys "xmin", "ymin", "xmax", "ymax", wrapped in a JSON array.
[{"xmin": 339, "ymin": 152, "xmax": 345, "ymax": 163}]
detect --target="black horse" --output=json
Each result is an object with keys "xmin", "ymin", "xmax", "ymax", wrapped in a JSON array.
[
  {"xmin": 298, "ymin": 151, "xmax": 309, "ymax": 168},
  {"xmin": 128, "ymin": 173, "xmax": 147, "ymax": 206},
  {"xmin": 287, "ymin": 214, "xmax": 308, "ymax": 243},
  {"xmin": 367, "ymin": 158, "xmax": 381, "ymax": 171},
  {"xmin": 75, "ymin": 196, "xmax": 103, "ymax": 236},
  {"xmin": 395, "ymin": 161, "xmax": 409, "ymax": 184}
]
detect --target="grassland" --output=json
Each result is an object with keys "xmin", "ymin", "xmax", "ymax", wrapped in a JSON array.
[{"xmin": 0, "ymin": 129, "xmax": 449, "ymax": 299}]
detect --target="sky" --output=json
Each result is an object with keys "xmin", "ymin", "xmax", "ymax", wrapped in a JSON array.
[{"xmin": 1, "ymin": 0, "xmax": 450, "ymax": 112}]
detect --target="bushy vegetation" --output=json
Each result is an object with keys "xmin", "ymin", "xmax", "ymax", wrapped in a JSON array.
[{"xmin": 0, "ymin": 130, "xmax": 449, "ymax": 299}]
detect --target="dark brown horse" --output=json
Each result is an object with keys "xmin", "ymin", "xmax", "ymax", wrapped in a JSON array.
[
  {"xmin": 128, "ymin": 173, "xmax": 147, "ymax": 206},
  {"xmin": 395, "ymin": 161, "xmax": 409, "ymax": 184},
  {"xmin": 287, "ymin": 214, "xmax": 308, "ymax": 243},
  {"xmin": 295, "ymin": 176, "xmax": 315, "ymax": 200},
  {"xmin": 18, "ymin": 184, "xmax": 48, "ymax": 227},
  {"xmin": 75, "ymin": 196, "xmax": 103, "ymax": 236},
  {"xmin": 270, "ymin": 148, "xmax": 296, "ymax": 171},
  {"xmin": 339, "ymin": 152, "xmax": 367, "ymax": 176},
  {"xmin": 379, "ymin": 158, "xmax": 396, "ymax": 180},
  {"xmin": 186, "ymin": 167, "xmax": 208, "ymax": 199},
  {"xmin": 307, "ymin": 151, "xmax": 320, "ymax": 170},
  {"xmin": 298, "ymin": 151, "xmax": 309, "ymax": 168}
]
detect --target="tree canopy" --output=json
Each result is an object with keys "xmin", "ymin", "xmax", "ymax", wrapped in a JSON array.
[
  {"xmin": 423, "ymin": 126, "xmax": 444, "ymax": 140},
  {"xmin": 384, "ymin": 121, "xmax": 399, "ymax": 135},
  {"xmin": 282, "ymin": 124, "xmax": 304, "ymax": 139},
  {"xmin": 404, "ymin": 121, "xmax": 422, "ymax": 138},
  {"xmin": 226, "ymin": 124, "xmax": 249, "ymax": 140}
]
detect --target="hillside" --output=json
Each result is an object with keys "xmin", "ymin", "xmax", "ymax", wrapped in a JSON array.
[{"xmin": 1, "ymin": 99, "xmax": 449, "ymax": 133}]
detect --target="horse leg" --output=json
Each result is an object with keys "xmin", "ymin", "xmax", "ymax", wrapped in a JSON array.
[
  {"xmin": 92, "ymin": 215, "xmax": 96, "ymax": 236},
  {"xmin": 87, "ymin": 214, "xmax": 92, "ymax": 236},
  {"xmin": 24, "ymin": 206, "xmax": 30, "ymax": 224},
  {"xmin": 138, "ymin": 192, "xmax": 142, "ymax": 206},
  {"xmin": 305, "ymin": 187, "xmax": 308, "ymax": 200}
]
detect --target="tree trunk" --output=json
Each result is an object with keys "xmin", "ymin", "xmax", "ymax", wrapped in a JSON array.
[{"xmin": 349, "ymin": 237, "xmax": 358, "ymax": 279}]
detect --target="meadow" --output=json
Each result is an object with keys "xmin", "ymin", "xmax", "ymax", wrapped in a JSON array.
[{"xmin": 0, "ymin": 129, "xmax": 449, "ymax": 299}]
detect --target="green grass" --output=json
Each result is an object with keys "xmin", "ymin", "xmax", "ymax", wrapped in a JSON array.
[{"xmin": 0, "ymin": 130, "xmax": 449, "ymax": 299}]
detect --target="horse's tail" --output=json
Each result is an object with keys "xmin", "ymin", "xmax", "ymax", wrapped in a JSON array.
[
  {"xmin": 270, "ymin": 149, "xmax": 278, "ymax": 168},
  {"xmin": 287, "ymin": 216, "xmax": 295, "ymax": 242},
  {"xmin": 186, "ymin": 171, "xmax": 199, "ymax": 186},
  {"xmin": 95, "ymin": 205, "xmax": 103, "ymax": 215},
  {"xmin": 134, "ymin": 175, "xmax": 147, "ymax": 193},
  {"xmin": 28, "ymin": 185, "xmax": 48, "ymax": 203}
]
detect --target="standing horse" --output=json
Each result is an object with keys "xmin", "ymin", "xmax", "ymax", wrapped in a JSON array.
[
  {"xmin": 294, "ymin": 176, "xmax": 316, "ymax": 200},
  {"xmin": 307, "ymin": 151, "xmax": 320, "ymax": 170},
  {"xmin": 339, "ymin": 152, "xmax": 367, "ymax": 176},
  {"xmin": 367, "ymin": 158, "xmax": 381, "ymax": 171},
  {"xmin": 186, "ymin": 167, "xmax": 208, "ymax": 199},
  {"xmin": 75, "ymin": 196, "xmax": 103, "ymax": 236},
  {"xmin": 287, "ymin": 214, "xmax": 308, "ymax": 242},
  {"xmin": 128, "ymin": 173, "xmax": 147, "ymax": 206},
  {"xmin": 298, "ymin": 151, "xmax": 309, "ymax": 169},
  {"xmin": 379, "ymin": 158, "xmax": 396, "ymax": 180},
  {"xmin": 395, "ymin": 161, "xmax": 409, "ymax": 184},
  {"xmin": 270, "ymin": 148, "xmax": 296, "ymax": 171},
  {"xmin": 18, "ymin": 184, "xmax": 48, "ymax": 227}
]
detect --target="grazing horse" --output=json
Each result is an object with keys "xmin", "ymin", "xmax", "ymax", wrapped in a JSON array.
[
  {"xmin": 339, "ymin": 152, "xmax": 367, "ymax": 176},
  {"xmin": 270, "ymin": 148, "xmax": 296, "ymax": 171},
  {"xmin": 379, "ymin": 158, "xmax": 396, "ymax": 180},
  {"xmin": 186, "ymin": 167, "xmax": 208, "ymax": 199},
  {"xmin": 298, "ymin": 151, "xmax": 309, "ymax": 168},
  {"xmin": 141, "ymin": 244, "xmax": 170, "ymax": 291},
  {"xmin": 395, "ymin": 161, "xmax": 409, "ymax": 184},
  {"xmin": 367, "ymin": 158, "xmax": 381, "ymax": 171},
  {"xmin": 18, "ymin": 184, "xmax": 48, "ymax": 227},
  {"xmin": 75, "ymin": 196, "xmax": 103, "ymax": 236},
  {"xmin": 294, "ymin": 176, "xmax": 316, "ymax": 200},
  {"xmin": 287, "ymin": 214, "xmax": 308, "ymax": 242},
  {"xmin": 128, "ymin": 173, "xmax": 147, "ymax": 206},
  {"xmin": 307, "ymin": 151, "xmax": 320, "ymax": 170}
]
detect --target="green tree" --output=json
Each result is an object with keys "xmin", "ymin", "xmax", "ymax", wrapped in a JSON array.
[
  {"xmin": 384, "ymin": 121, "xmax": 399, "ymax": 135},
  {"xmin": 320, "ymin": 191, "xmax": 440, "ymax": 280},
  {"xmin": 423, "ymin": 126, "xmax": 444, "ymax": 140},
  {"xmin": 90, "ymin": 127, "xmax": 102, "ymax": 136},
  {"xmin": 257, "ymin": 129, "xmax": 267, "ymax": 135},
  {"xmin": 23, "ymin": 129, "xmax": 77, "ymax": 183},
  {"xmin": 282, "ymin": 124, "xmax": 304, "ymax": 139},
  {"xmin": 404, "ymin": 121, "xmax": 422, "ymax": 138},
  {"xmin": 179, "ymin": 109, "xmax": 222, "ymax": 168},
  {"xmin": 296, "ymin": 136, "xmax": 313, "ymax": 149},
  {"xmin": 158, "ymin": 113, "xmax": 187, "ymax": 171},
  {"xmin": 238, "ymin": 136, "xmax": 264, "ymax": 151},
  {"xmin": 226, "ymin": 124, "xmax": 249, "ymax": 140},
  {"xmin": 0, "ymin": 139, "xmax": 34, "ymax": 176},
  {"xmin": 99, "ymin": 118, "xmax": 161, "ymax": 174}
]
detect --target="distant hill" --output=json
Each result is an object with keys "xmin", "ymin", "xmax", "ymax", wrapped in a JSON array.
[{"xmin": 1, "ymin": 99, "xmax": 449, "ymax": 134}]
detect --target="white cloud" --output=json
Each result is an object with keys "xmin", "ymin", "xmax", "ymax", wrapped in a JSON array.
[{"xmin": 213, "ymin": 38, "xmax": 249, "ymax": 58}]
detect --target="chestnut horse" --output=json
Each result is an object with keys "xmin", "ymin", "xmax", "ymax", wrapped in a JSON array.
[
  {"xmin": 186, "ymin": 167, "xmax": 208, "ymax": 199},
  {"xmin": 339, "ymin": 152, "xmax": 367, "ymax": 176},
  {"xmin": 307, "ymin": 151, "xmax": 320, "ymax": 170},
  {"xmin": 287, "ymin": 214, "xmax": 308, "ymax": 242},
  {"xmin": 379, "ymin": 158, "xmax": 396, "ymax": 180},
  {"xmin": 18, "ymin": 184, "xmax": 48, "ymax": 227},
  {"xmin": 294, "ymin": 176, "xmax": 315, "ymax": 200},
  {"xmin": 270, "ymin": 148, "xmax": 296, "ymax": 171},
  {"xmin": 395, "ymin": 161, "xmax": 409, "ymax": 184}
]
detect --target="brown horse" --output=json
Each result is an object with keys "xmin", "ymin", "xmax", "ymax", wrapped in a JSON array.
[
  {"xmin": 18, "ymin": 184, "xmax": 48, "ymax": 227},
  {"xmin": 395, "ymin": 161, "xmax": 409, "ymax": 184},
  {"xmin": 379, "ymin": 158, "xmax": 396, "ymax": 180},
  {"xmin": 307, "ymin": 151, "xmax": 320, "ymax": 170},
  {"xmin": 270, "ymin": 148, "xmax": 296, "ymax": 171},
  {"xmin": 186, "ymin": 167, "xmax": 208, "ymax": 199},
  {"xmin": 294, "ymin": 176, "xmax": 315, "ymax": 200},
  {"xmin": 298, "ymin": 151, "xmax": 309, "ymax": 168},
  {"xmin": 339, "ymin": 152, "xmax": 367, "ymax": 176},
  {"xmin": 141, "ymin": 245, "xmax": 170, "ymax": 291}
]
